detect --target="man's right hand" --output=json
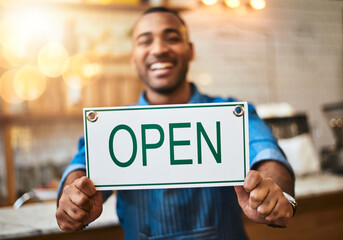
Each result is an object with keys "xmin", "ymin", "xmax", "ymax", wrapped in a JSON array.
[{"xmin": 56, "ymin": 172, "xmax": 103, "ymax": 232}]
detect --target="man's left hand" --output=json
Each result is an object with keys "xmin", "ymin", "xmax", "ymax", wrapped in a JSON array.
[{"xmin": 234, "ymin": 170, "xmax": 294, "ymax": 227}]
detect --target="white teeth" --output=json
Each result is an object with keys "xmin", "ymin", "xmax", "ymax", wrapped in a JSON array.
[{"xmin": 150, "ymin": 62, "xmax": 173, "ymax": 70}]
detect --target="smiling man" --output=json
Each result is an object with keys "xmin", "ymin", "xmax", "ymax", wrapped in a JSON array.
[
  {"xmin": 131, "ymin": 8, "xmax": 194, "ymax": 104},
  {"xmin": 56, "ymin": 7, "xmax": 296, "ymax": 239}
]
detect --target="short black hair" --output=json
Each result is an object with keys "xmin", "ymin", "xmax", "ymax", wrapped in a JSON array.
[{"xmin": 142, "ymin": 6, "xmax": 186, "ymax": 27}]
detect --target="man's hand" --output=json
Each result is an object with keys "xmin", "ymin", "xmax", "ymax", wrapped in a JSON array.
[
  {"xmin": 234, "ymin": 162, "xmax": 294, "ymax": 227},
  {"xmin": 56, "ymin": 174, "xmax": 103, "ymax": 232}
]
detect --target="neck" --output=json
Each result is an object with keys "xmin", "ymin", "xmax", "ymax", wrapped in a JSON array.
[{"xmin": 145, "ymin": 82, "xmax": 192, "ymax": 105}]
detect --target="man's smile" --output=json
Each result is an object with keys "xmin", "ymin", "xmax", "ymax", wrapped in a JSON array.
[
  {"xmin": 149, "ymin": 62, "xmax": 175, "ymax": 77},
  {"xmin": 150, "ymin": 62, "xmax": 174, "ymax": 70}
]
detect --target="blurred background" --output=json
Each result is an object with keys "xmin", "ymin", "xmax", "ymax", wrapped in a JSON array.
[
  {"xmin": 0, "ymin": 0, "xmax": 343, "ymax": 239},
  {"xmin": 1, "ymin": 0, "xmax": 342, "ymax": 204}
]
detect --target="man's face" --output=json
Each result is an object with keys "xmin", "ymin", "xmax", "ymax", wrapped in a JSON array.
[{"xmin": 131, "ymin": 12, "xmax": 194, "ymax": 95}]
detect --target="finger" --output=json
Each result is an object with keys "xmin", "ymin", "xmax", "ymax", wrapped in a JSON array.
[
  {"xmin": 243, "ymin": 170, "xmax": 262, "ymax": 193},
  {"xmin": 69, "ymin": 187, "xmax": 93, "ymax": 212},
  {"xmin": 84, "ymin": 191, "xmax": 103, "ymax": 225},
  {"xmin": 265, "ymin": 197, "xmax": 293, "ymax": 226},
  {"xmin": 249, "ymin": 186, "xmax": 269, "ymax": 210},
  {"xmin": 256, "ymin": 181, "xmax": 283, "ymax": 218},
  {"xmin": 63, "ymin": 183, "xmax": 93, "ymax": 212},
  {"xmin": 64, "ymin": 205, "xmax": 89, "ymax": 223},
  {"xmin": 74, "ymin": 176, "xmax": 97, "ymax": 198},
  {"xmin": 56, "ymin": 207, "xmax": 84, "ymax": 232},
  {"xmin": 92, "ymin": 191, "xmax": 104, "ymax": 209},
  {"xmin": 256, "ymin": 192, "xmax": 278, "ymax": 217},
  {"xmin": 59, "ymin": 189, "xmax": 89, "ymax": 223},
  {"xmin": 234, "ymin": 185, "xmax": 249, "ymax": 209},
  {"xmin": 234, "ymin": 186, "xmax": 248, "ymax": 201}
]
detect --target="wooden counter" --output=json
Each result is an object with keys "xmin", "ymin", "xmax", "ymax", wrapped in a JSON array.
[
  {"xmin": 244, "ymin": 190, "xmax": 343, "ymax": 240},
  {"xmin": 1, "ymin": 172, "xmax": 343, "ymax": 240},
  {"xmin": 0, "ymin": 195, "xmax": 120, "ymax": 240}
]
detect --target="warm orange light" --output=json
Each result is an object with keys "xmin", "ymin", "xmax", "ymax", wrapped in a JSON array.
[
  {"xmin": 250, "ymin": 0, "xmax": 266, "ymax": 10},
  {"xmin": 38, "ymin": 42, "xmax": 70, "ymax": 78},
  {"xmin": 63, "ymin": 55, "xmax": 88, "ymax": 89},
  {"xmin": 63, "ymin": 54, "xmax": 102, "ymax": 89},
  {"xmin": 63, "ymin": 73, "xmax": 83, "ymax": 89},
  {"xmin": 0, "ymin": 43, "xmax": 11, "ymax": 69},
  {"xmin": 82, "ymin": 63, "xmax": 102, "ymax": 78},
  {"xmin": 0, "ymin": 0, "xmax": 23, "ymax": 8},
  {"xmin": 0, "ymin": 69, "xmax": 23, "ymax": 104},
  {"xmin": 201, "ymin": 0, "xmax": 218, "ymax": 6},
  {"xmin": 0, "ymin": 6, "xmax": 62, "ymax": 67},
  {"xmin": 225, "ymin": 0, "xmax": 240, "ymax": 8},
  {"xmin": 14, "ymin": 65, "xmax": 47, "ymax": 101},
  {"xmin": 93, "ymin": 0, "xmax": 140, "ymax": 4},
  {"xmin": 3, "ymin": 43, "xmax": 28, "ymax": 67},
  {"xmin": 0, "ymin": 16, "xmax": 29, "ymax": 67}
]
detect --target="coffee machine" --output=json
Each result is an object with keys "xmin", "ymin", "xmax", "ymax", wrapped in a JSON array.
[{"xmin": 321, "ymin": 102, "xmax": 343, "ymax": 173}]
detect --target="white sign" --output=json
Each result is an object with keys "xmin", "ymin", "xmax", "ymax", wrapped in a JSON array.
[{"xmin": 84, "ymin": 102, "xmax": 249, "ymax": 190}]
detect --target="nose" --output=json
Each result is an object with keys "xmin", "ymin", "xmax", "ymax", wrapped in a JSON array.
[{"xmin": 150, "ymin": 39, "xmax": 169, "ymax": 56}]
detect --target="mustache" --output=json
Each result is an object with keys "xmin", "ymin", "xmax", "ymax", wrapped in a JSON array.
[{"xmin": 146, "ymin": 54, "xmax": 176, "ymax": 65}]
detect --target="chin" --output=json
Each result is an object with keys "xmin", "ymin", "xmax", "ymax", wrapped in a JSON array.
[
  {"xmin": 145, "ymin": 75, "xmax": 187, "ymax": 95},
  {"xmin": 151, "ymin": 85, "xmax": 178, "ymax": 95}
]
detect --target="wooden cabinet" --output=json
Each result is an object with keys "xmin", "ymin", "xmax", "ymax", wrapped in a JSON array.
[
  {"xmin": 0, "ymin": 1, "xmax": 149, "ymax": 206},
  {"xmin": 0, "ymin": 74, "xmax": 144, "ymax": 206},
  {"xmin": 244, "ymin": 191, "xmax": 343, "ymax": 240}
]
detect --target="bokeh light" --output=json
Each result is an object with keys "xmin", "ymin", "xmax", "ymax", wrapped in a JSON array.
[
  {"xmin": 225, "ymin": 0, "xmax": 240, "ymax": 8},
  {"xmin": 250, "ymin": 0, "xmax": 266, "ymax": 10},
  {"xmin": 3, "ymin": 42, "xmax": 28, "ymax": 67},
  {"xmin": 63, "ymin": 54, "xmax": 102, "ymax": 89},
  {"xmin": 63, "ymin": 74, "xmax": 83, "ymax": 89},
  {"xmin": 38, "ymin": 42, "xmax": 70, "ymax": 78},
  {"xmin": 0, "ymin": 6, "xmax": 63, "ymax": 68},
  {"xmin": 201, "ymin": 0, "xmax": 218, "ymax": 6},
  {"xmin": 13, "ymin": 65, "xmax": 47, "ymax": 101},
  {"xmin": 0, "ymin": 16, "xmax": 29, "ymax": 67},
  {"xmin": 0, "ymin": 43, "xmax": 11, "ymax": 69},
  {"xmin": 0, "ymin": 69, "xmax": 23, "ymax": 104},
  {"xmin": 0, "ymin": 0, "xmax": 23, "ymax": 8}
]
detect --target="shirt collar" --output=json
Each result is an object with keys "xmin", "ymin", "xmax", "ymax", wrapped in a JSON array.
[{"xmin": 138, "ymin": 83, "xmax": 205, "ymax": 106}]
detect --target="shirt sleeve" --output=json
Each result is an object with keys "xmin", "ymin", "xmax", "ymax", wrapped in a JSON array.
[
  {"xmin": 57, "ymin": 137, "xmax": 113, "ymax": 201},
  {"xmin": 247, "ymin": 103, "xmax": 295, "ymax": 180},
  {"xmin": 57, "ymin": 137, "xmax": 87, "ymax": 197}
]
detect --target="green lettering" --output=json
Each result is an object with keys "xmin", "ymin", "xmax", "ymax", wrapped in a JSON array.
[
  {"xmin": 109, "ymin": 124, "xmax": 137, "ymax": 167},
  {"xmin": 196, "ymin": 122, "xmax": 222, "ymax": 164},
  {"xmin": 141, "ymin": 124, "xmax": 165, "ymax": 166},
  {"xmin": 169, "ymin": 122, "xmax": 193, "ymax": 165}
]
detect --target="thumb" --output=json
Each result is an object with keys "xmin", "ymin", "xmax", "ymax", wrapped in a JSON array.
[
  {"xmin": 93, "ymin": 191, "xmax": 103, "ymax": 208},
  {"xmin": 86, "ymin": 191, "xmax": 103, "ymax": 225},
  {"xmin": 234, "ymin": 185, "xmax": 249, "ymax": 206}
]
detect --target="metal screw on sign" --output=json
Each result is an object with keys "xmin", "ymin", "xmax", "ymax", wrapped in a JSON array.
[
  {"xmin": 233, "ymin": 106, "xmax": 244, "ymax": 117},
  {"xmin": 87, "ymin": 111, "xmax": 98, "ymax": 122}
]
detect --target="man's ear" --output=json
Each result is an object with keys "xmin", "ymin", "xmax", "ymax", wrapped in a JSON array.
[{"xmin": 188, "ymin": 42, "xmax": 195, "ymax": 61}]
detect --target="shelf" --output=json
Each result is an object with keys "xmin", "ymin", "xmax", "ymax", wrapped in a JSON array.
[
  {"xmin": 6, "ymin": 1, "xmax": 149, "ymax": 12},
  {"xmin": 0, "ymin": 113, "xmax": 83, "ymax": 124},
  {"xmin": 1, "ymin": 1, "xmax": 190, "ymax": 13}
]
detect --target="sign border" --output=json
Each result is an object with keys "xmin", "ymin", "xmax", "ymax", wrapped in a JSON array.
[{"xmin": 84, "ymin": 103, "xmax": 248, "ymax": 189}]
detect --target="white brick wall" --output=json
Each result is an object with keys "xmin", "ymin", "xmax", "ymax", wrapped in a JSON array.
[{"xmin": 184, "ymin": 0, "xmax": 343, "ymax": 150}]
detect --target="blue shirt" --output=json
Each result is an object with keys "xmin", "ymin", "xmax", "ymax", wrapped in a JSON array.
[{"xmin": 58, "ymin": 83, "xmax": 293, "ymax": 240}]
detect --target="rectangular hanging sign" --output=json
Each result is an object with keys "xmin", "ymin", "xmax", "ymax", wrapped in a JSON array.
[{"xmin": 83, "ymin": 102, "xmax": 249, "ymax": 190}]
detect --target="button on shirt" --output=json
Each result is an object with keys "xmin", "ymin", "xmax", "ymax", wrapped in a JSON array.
[{"xmin": 58, "ymin": 83, "xmax": 293, "ymax": 240}]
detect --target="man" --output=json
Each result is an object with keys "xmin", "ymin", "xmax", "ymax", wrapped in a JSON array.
[{"xmin": 56, "ymin": 7, "xmax": 296, "ymax": 239}]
